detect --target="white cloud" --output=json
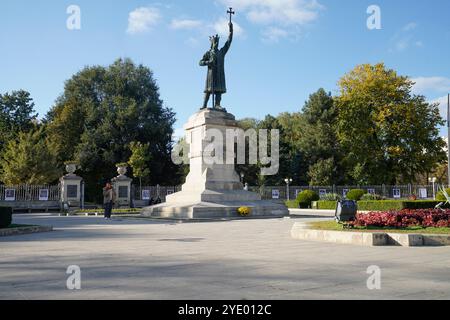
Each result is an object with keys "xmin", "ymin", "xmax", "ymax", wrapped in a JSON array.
[
  {"xmin": 262, "ymin": 27, "xmax": 289, "ymax": 43},
  {"xmin": 431, "ymin": 95, "xmax": 449, "ymax": 120},
  {"xmin": 127, "ymin": 7, "xmax": 161, "ymax": 34},
  {"xmin": 170, "ymin": 19, "xmax": 203, "ymax": 30},
  {"xmin": 402, "ymin": 22, "xmax": 417, "ymax": 31},
  {"xmin": 213, "ymin": 18, "xmax": 244, "ymax": 38},
  {"xmin": 219, "ymin": 0, "xmax": 323, "ymax": 41},
  {"xmin": 390, "ymin": 22, "xmax": 422, "ymax": 52},
  {"xmin": 412, "ymin": 77, "xmax": 450, "ymax": 95}
]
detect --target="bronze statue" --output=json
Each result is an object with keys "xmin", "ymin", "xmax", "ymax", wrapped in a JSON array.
[{"xmin": 200, "ymin": 8, "xmax": 235, "ymax": 110}]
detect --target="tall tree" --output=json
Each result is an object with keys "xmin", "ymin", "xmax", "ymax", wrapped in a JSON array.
[
  {"xmin": 0, "ymin": 90, "xmax": 38, "ymax": 151},
  {"xmin": 336, "ymin": 63, "xmax": 446, "ymax": 184},
  {"xmin": 45, "ymin": 58, "xmax": 178, "ymax": 202},
  {"xmin": 0, "ymin": 128, "xmax": 61, "ymax": 185},
  {"xmin": 298, "ymin": 88, "xmax": 342, "ymax": 185},
  {"xmin": 128, "ymin": 141, "xmax": 151, "ymax": 190}
]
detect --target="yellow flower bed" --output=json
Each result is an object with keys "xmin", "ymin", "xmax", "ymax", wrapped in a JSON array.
[{"xmin": 237, "ymin": 206, "xmax": 251, "ymax": 217}]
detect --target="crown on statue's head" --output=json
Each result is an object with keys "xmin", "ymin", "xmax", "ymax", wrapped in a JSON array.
[{"xmin": 209, "ymin": 34, "xmax": 220, "ymax": 43}]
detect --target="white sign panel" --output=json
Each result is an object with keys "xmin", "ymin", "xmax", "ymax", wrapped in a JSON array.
[
  {"xmin": 342, "ymin": 189, "xmax": 349, "ymax": 198},
  {"xmin": 418, "ymin": 188, "xmax": 427, "ymax": 199},
  {"xmin": 142, "ymin": 190, "xmax": 151, "ymax": 200},
  {"xmin": 319, "ymin": 189, "xmax": 327, "ymax": 197},
  {"xmin": 393, "ymin": 188, "xmax": 401, "ymax": 199},
  {"xmin": 39, "ymin": 189, "xmax": 49, "ymax": 201},
  {"xmin": 272, "ymin": 189, "xmax": 280, "ymax": 199},
  {"xmin": 5, "ymin": 189, "xmax": 16, "ymax": 201},
  {"xmin": 367, "ymin": 188, "xmax": 376, "ymax": 195}
]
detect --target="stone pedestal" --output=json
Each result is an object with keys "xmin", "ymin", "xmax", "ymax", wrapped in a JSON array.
[
  {"xmin": 112, "ymin": 175, "xmax": 132, "ymax": 207},
  {"xmin": 60, "ymin": 174, "xmax": 83, "ymax": 208},
  {"xmin": 142, "ymin": 108, "xmax": 288, "ymax": 219}
]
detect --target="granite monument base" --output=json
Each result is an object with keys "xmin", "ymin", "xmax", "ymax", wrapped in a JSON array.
[{"xmin": 142, "ymin": 108, "xmax": 288, "ymax": 219}]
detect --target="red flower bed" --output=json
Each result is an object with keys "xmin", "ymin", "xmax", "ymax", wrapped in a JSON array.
[{"xmin": 355, "ymin": 209, "xmax": 450, "ymax": 228}]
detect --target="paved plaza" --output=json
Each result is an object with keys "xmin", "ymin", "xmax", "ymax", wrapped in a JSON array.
[{"xmin": 1, "ymin": 214, "xmax": 450, "ymax": 300}]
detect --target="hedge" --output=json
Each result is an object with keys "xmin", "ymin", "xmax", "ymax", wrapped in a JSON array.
[
  {"xmin": 285, "ymin": 200, "xmax": 299, "ymax": 209},
  {"xmin": 314, "ymin": 201, "xmax": 338, "ymax": 210},
  {"xmin": 358, "ymin": 200, "xmax": 443, "ymax": 211},
  {"xmin": 313, "ymin": 200, "xmax": 444, "ymax": 212},
  {"xmin": 0, "ymin": 207, "xmax": 12, "ymax": 228}
]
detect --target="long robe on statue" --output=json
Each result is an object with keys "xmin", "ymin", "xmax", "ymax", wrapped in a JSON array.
[{"xmin": 199, "ymin": 31, "xmax": 233, "ymax": 94}]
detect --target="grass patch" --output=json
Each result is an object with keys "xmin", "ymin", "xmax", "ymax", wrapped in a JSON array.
[{"xmin": 309, "ymin": 220, "xmax": 450, "ymax": 235}]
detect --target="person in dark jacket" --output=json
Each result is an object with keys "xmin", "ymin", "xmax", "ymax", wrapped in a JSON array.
[{"xmin": 103, "ymin": 182, "xmax": 116, "ymax": 220}]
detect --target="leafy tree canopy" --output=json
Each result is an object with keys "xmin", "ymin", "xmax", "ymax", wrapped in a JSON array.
[
  {"xmin": 336, "ymin": 63, "xmax": 446, "ymax": 184},
  {"xmin": 0, "ymin": 127, "xmax": 61, "ymax": 185},
  {"xmin": 45, "ymin": 58, "xmax": 178, "ymax": 201}
]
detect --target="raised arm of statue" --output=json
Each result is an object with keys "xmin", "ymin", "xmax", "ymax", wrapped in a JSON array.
[{"xmin": 221, "ymin": 22, "xmax": 233, "ymax": 55}]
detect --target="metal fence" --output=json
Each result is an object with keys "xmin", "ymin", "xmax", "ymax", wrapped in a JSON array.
[
  {"xmin": 0, "ymin": 184, "xmax": 61, "ymax": 202},
  {"xmin": 0, "ymin": 183, "xmax": 440, "ymax": 205},
  {"xmin": 250, "ymin": 185, "xmax": 442, "ymax": 201},
  {"xmin": 132, "ymin": 185, "xmax": 182, "ymax": 202},
  {"xmin": 131, "ymin": 184, "xmax": 443, "ymax": 202}
]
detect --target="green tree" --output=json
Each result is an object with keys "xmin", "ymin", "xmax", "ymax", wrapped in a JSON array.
[
  {"xmin": 128, "ymin": 141, "xmax": 151, "ymax": 190},
  {"xmin": 336, "ymin": 63, "xmax": 446, "ymax": 184},
  {"xmin": 0, "ymin": 128, "xmax": 61, "ymax": 184},
  {"xmin": 0, "ymin": 90, "xmax": 38, "ymax": 151},
  {"xmin": 298, "ymin": 88, "xmax": 342, "ymax": 185},
  {"xmin": 307, "ymin": 158, "xmax": 336, "ymax": 186},
  {"xmin": 45, "ymin": 58, "xmax": 178, "ymax": 202}
]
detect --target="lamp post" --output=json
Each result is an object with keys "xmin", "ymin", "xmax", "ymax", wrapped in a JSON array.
[
  {"xmin": 284, "ymin": 178, "xmax": 293, "ymax": 201},
  {"xmin": 429, "ymin": 177, "xmax": 437, "ymax": 200}
]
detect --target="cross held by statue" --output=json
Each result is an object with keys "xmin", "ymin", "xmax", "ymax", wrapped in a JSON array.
[{"xmin": 227, "ymin": 7, "xmax": 235, "ymax": 23}]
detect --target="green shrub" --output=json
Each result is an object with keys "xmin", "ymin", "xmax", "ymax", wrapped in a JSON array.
[
  {"xmin": 358, "ymin": 200, "xmax": 442, "ymax": 211},
  {"xmin": 0, "ymin": 207, "xmax": 12, "ymax": 228},
  {"xmin": 360, "ymin": 193, "xmax": 384, "ymax": 201},
  {"xmin": 403, "ymin": 200, "xmax": 443, "ymax": 209},
  {"xmin": 285, "ymin": 200, "xmax": 300, "ymax": 209},
  {"xmin": 346, "ymin": 189, "xmax": 365, "ymax": 201},
  {"xmin": 296, "ymin": 190, "xmax": 320, "ymax": 208},
  {"xmin": 357, "ymin": 200, "xmax": 404, "ymax": 211},
  {"xmin": 436, "ymin": 188, "xmax": 450, "ymax": 201},
  {"xmin": 316, "ymin": 201, "xmax": 338, "ymax": 210},
  {"xmin": 321, "ymin": 193, "xmax": 341, "ymax": 201}
]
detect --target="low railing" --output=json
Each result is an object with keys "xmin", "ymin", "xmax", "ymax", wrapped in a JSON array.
[
  {"xmin": 0, "ymin": 184, "xmax": 61, "ymax": 202},
  {"xmin": 131, "ymin": 184, "xmax": 443, "ymax": 202}
]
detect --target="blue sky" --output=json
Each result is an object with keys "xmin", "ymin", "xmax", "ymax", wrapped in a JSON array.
[{"xmin": 1, "ymin": 0, "xmax": 449, "ymax": 137}]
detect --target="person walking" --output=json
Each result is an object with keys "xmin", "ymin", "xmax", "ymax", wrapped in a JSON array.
[{"xmin": 103, "ymin": 182, "xmax": 116, "ymax": 220}]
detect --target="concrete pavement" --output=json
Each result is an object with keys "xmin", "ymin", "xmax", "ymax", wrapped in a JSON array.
[{"xmin": 1, "ymin": 213, "xmax": 450, "ymax": 300}]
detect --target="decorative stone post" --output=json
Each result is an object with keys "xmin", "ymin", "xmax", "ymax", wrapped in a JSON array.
[
  {"xmin": 112, "ymin": 163, "xmax": 132, "ymax": 207},
  {"xmin": 60, "ymin": 162, "xmax": 83, "ymax": 208}
]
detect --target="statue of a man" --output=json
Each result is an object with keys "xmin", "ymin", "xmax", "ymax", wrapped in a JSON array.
[{"xmin": 199, "ymin": 22, "xmax": 233, "ymax": 110}]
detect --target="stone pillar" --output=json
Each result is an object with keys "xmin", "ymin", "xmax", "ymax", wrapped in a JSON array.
[
  {"xmin": 60, "ymin": 163, "xmax": 83, "ymax": 208},
  {"xmin": 112, "ymin": 165, "xmax": 132, "ymax": 207},
  {"xmin": 166, "ymin": 109, "xmax": 261, "ymax": 203},
  {"xmin": 142, "ymin": 108, "xmax": 288, "ymax": 219}
]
